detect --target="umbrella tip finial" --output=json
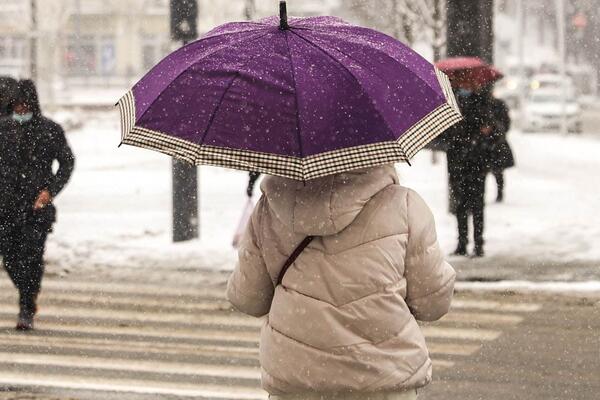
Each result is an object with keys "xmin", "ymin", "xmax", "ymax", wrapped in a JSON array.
[{"xmin": 279, "ymin": 1, "xmax": 289, "ymax": 30}]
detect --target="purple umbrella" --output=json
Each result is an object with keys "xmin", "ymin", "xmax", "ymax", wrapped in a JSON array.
[{"xmin": 117, "ymin": 1, "xmax": 461, "ymax": 180}]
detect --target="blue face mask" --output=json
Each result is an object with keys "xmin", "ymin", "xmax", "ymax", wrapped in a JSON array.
[
  {"xmin": 12, "ymin": 112, "xmax": 33, "ymax": 124},
  {"xmin": 457, "ymin": 88, "xmax": 473, "ymax": 98}
]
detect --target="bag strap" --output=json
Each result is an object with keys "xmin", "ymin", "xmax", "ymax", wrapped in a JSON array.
[{"xmin": 276, "ymin": 236, "xmax": 314, "ymax": 286}]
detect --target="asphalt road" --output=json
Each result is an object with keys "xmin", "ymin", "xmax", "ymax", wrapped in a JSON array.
[{"xmin": 0, "ymin": 270, "xmax": 598, "ymax": 400}]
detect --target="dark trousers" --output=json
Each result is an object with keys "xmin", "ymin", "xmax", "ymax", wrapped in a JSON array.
[
  {"xmin": 454, "ymin": 172, "xmax": 486, "ymax": 248},
  {"xmin": 1, "ymin": 221, "xmax": 49, "ymax": 316},
  {"xmin": 493, "ymin": 169, "xmax": 504, "ymax": 198}
]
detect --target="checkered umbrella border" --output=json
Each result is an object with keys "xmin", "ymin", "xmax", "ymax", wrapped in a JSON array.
[{"xmin": 117, "ymin": 68, "xmax": 461, "ymax": 181}]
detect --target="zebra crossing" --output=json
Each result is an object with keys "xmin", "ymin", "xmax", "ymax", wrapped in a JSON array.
[{"xmin": 0, "ymin": 278, "xmax": 541, "ymax": 399}]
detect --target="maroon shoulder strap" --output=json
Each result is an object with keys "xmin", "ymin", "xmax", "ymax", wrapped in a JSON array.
[{"xmin": 276, "ymin": 236, "xmax": 314, "ymax": 286}]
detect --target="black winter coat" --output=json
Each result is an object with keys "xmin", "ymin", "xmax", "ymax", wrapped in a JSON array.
[
  {"xmin": 445, "ymin": 92, "xmax": 496, "ymax": 213},
  {"xmin": 0, "ymin": 115, "xmax": 74, "ymax": 229},
  {"xmin": 446, "ymin": 93, "xmax": 496, "ymax": 177},
  {"xmin": 487, "ymin": 98, "xmax": 515, "ymax": 171}
]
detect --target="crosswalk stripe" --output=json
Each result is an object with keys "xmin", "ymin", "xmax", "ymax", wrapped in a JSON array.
[
  {"xmin": 0, "ymin": 334, "xmax": 260, "ymax": 359},
  {"xmin": 0, "ymin": 351, "xmax": 261, "ymax": 380},
  {"xmin": 441, "ymin": 311, "xmax": 524, "ymax": 325},
  {"xmin": 0, "ymin": 352, "xmax": 455, "ymax": 380},
  {"xmin": 33, "ymin": 292, "xmax": 235, "ymax": 312},
  {"xmin": 0, "ymin": 373, "xmax": 267, "ymax": 399},
  {"xmin": 421, "ymin": 326, "xmax": 501, "ymax": 341},
  {"xmin": 0, "ymin": 302, "xmax": 524, "ymax": 330},
  {"xmin": 0, "ymin": 278, "xmax": 529, "ymax": 397},
  {"xmin": 0, "ymin": 318, "xmax": 259, "ymax": 344},
  {"xmin": 0, "ymin": 304, "xmax": 262, "ymax": 329},
  {"xmin": 433, "ymin": 360, "xmax": 455, "ymax": 368},
  {"xmin": 451, "ymin": 299, "xmax": 542, "ymax": 313},
  {"xmin": 0, "ymin": 280, "xmax": 543, "ymax": 314},
  {"xmin": 0, "ymin": 317, "xmax": 500, "ymax": 345},
  {"xmin": 0, "ymin": 333, "xmax": 478, "ymax": 358},
  {"xmin": 0, "ymin": 279, "xmax": 225, "ymax": 299}
]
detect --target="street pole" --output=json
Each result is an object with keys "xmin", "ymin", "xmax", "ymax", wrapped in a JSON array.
[
  {"xmin": 446, "ymin": 0, "xmax": 494, "ymax": 212},
  {"xmin": 556, "ymin": 0, "xmax": 568, "ymax": 135},
  {"xmin": 30, "ymin": 0, "xmax": 37, "ymax": 81},
  {"xmin": 446, "ymin": 0, "xmax": 494, "ymax": 64},
  {"xmin": 516, "ymin": 0, "xmax": 527, "ymax": 127},
  {"xmin": 170, "ymin": 0, "xmax": 199, "ymax": 242}
]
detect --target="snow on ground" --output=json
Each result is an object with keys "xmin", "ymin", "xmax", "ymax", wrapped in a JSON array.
[{"xmin": 45, "ymin": 110, "xmax": 600, "ymax": 279}]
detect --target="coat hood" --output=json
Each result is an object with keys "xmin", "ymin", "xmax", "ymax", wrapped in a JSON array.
[
  {"xmin": 261, "ymin": 165, "xmax": 399, "ymax": 236},
  {"xmin": 13, "ymin": 79, "xmax": 42, "ymax": 116}
]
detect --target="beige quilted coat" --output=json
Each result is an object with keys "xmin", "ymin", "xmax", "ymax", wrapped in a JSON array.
[{"xmin": 227, "ymin": 165, "xmax": 455, "ymax": 396}]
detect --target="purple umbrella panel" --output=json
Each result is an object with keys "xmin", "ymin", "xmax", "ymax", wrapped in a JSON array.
[{"xmin": 117, "ymin": 15, "xmax": 461, "ymax": 180}]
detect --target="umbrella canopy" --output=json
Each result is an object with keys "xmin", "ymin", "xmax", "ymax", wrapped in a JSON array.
[
  {"xmin": 435, "ymin": 57, "xmax": 503, "ymax": 92},
  {"xmin": 117, "ymin": 5, "xmax": 461, "ymax": 180}
]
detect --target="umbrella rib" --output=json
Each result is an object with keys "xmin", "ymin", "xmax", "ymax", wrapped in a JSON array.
[
  {"xmin": 197, "ymin": 49, "xmax": 267, "ymax": 148},
  {"xmin": 289, "ymin": 29, "xmax": 399, "ymax": 144},
  {"xmin": 297, "ymin": 27, "xmax": 443, "ymax": 95},
  {"xmin": 135, "ymin": 31, "xmax": 271, "ymax": 126},
  {"xmin": 282, "ymin": 31, "xmax": 306, "ymax": 169}
]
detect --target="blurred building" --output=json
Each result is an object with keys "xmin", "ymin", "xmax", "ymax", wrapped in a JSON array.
[
  {"xmin": 0, "ymin": 0, "xmax": 341, "ymax": 107},
  {"xmin": 0, "ymin": 0, "xmax": 30, "ymax": 78}
]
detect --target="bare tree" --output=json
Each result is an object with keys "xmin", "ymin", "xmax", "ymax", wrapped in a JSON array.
[
  {"xmin": 244, "ymin": 0, "xmax": 255, "ymax": 20},
  {"xmin": 349, "ymin": 0, "xmax": 447, "ymax": 60}
]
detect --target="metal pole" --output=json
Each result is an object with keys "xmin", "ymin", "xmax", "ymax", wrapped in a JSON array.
[
  {"xmin": 556, "ymin": 0, "xmax": 568, "ymax": 135},
  {"xmin": 516, "ymin": 0, "xmax": 527, "ymax": 126},
  {"xmin": 172, "ymin": 159, "xmax": 199, "ymax": 242},
  {"xmin": 170, "ymin": 1, "xmax": 199, "ymax": 242},
  {"xmin": 30, "ymin": 0, "xmax": 37, "ymax": 81},
  {"xmin": 172, "ymin": 38, "xmax": 199, "ymax": 242},
  {"xmin": 75, "ymin": 0, "xmax": 81, "ymax": 76}
]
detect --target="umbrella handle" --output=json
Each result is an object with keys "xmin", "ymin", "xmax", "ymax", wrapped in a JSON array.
[{"xmin": 279, "ymin": 1, "xmax": 289, "ymax": 30}]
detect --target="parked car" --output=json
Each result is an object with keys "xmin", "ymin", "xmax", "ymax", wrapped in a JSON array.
[
  {"xmin": 522, "ymin": 91, "xmax": 582, "ymax": 133},
  {"xmin": 528, "ymin": 74, "xmax": 576, "ymax": 97}
]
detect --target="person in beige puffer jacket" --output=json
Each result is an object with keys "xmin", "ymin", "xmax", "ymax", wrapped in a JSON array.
[{"xmin": 227, "ymin": 164, "xmax": 456, "ymax": 400}]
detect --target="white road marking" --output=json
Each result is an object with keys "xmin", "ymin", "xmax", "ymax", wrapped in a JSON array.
[
  {"xmin": 0, "ymin": 304, "xmax": 262, "ymax": 329},
  {"xmin": 421, "ymin": 326, "xmax": 501, "ymax": 341},
  {"xmin": 0, "ymin": 280, "xmax": 543, "ymax": 313},
  {"xmin": 433, "ymin": 359, "xmax": 455, "ymax": 369},
  {"xmin": 0, "ymin": 318, "xmax": 259, "ymax": 343},
  {"xmin": 0, "ymin": 279, "xmax": 225, "ymax": 299},
  {"xmin": 0, "ymin": 334, "xmax": 476, "ymax": 358},
  {"xmin": 0, "ymin": 277, "xmax": 531, "ymax": 397},
  {"xmin": 1, "ymin": 317, "xmax": 500, "ymax": 344},
  {"xmin": 441, "ymin": 311, "xmax": 524, "ymax": 325},
  {"xmin": 0, "ymin": 334, "xmax": 259, "ymax": 359},
  {"xmin": 451, "ymin": 299, "xmax": 542, "ymax": 313},
  {"xmin": 0, "ymin": 351, "xmax": 261, "ymax": 379},
  {"xmin": 0, "ymin": 373, "xmax": 267, "ymax": 399}
]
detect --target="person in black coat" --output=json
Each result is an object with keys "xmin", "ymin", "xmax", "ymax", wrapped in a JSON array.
[
  {"xmin": 487, "ymin": 95, "xmax": 514, "ymax": 202},
  {"xmin": 447, "ymin": 88, "xmax": 496, "ymax": 257},
  {"xmin": 0, "ymin": 80, "xmax": 75, "ymax": 330}
]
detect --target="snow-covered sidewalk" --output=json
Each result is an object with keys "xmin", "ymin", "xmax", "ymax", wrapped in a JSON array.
[{"xmin": 46, "ymin": 111, "xmax": 600, "ymax": 281}]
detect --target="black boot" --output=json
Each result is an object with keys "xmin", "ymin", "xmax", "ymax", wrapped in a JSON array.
[
  {"xmin": 471, "ymin": 245, "xmax": 485, "ymax": 258},
  {"xmin": 16, "ymin": 308, "xmax": 34, "ymax": 331},
  {"xmin": 452, "ymin": 243, "xmax": 468, "ymax": 256}
]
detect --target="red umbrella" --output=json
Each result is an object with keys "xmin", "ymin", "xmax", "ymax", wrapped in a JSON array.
[{"xmin": 435, "ymin": 57, "xmax": 503, "ymax": 92}]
